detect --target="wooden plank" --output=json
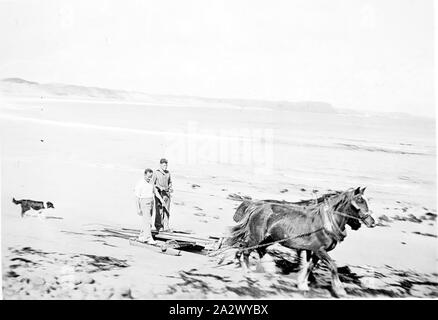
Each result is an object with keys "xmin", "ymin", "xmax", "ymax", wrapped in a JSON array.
[
  {"xmin": 152, "ymin": 232, "xmax": 216, "ymax": 248},
  {"xmin": 121, "ymin": 227, "xmax": 221, "ymax": 242},
  {"xmin": 123, "ymin": 227, "xmax": 192, "ymax": 236},
  {"xmin": 129, "ymin": 239, "xmax": 181, "ymax": 256},
  {"xmin": 151, "ymin": 230, "xmax": 218, "ymax": 242}
]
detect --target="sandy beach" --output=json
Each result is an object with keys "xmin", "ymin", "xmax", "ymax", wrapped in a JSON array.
[{"xmin": 1, "ymin": 95, "xmax": 437, "ymax": 299}]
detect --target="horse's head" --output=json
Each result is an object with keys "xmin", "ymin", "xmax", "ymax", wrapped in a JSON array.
[{"xmin": 347, "ymin": 187, "xmax": 376, "ymax": 229}]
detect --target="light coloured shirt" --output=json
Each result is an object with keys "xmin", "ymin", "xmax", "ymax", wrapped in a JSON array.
[{"xmin": 134, "ymin": 178, "xmax": 154, "ymax": 199}]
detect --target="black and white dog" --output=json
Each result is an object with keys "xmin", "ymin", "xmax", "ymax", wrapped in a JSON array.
[{"xmin": 12, "ymin": 198, "xmax": 55, "ymax": 218}]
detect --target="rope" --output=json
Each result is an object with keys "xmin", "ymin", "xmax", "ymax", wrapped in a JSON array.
[{"xmin": 333, "ymin": 210, "xmax": 364, "ymax": 221}]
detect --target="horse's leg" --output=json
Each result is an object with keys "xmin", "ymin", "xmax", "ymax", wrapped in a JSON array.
[
  {"xmin": 308, "ymin": 255, "xmax": 319, "ymax": 283},
  {"xmin": 296, "ymin": 250, "xmax": 311, "ymax": 291},
  {"xmin": 315, "ymin": 249, "xmax": 346, "ymax": 297},
  {"xmin": 297, "ymin": 250, "xmax": 318, "ymax": 291},
  {"xmin": 242, "ymin": 250, "xmax": 252, "ymax": 272},
  {"xmin": 253, "ymin": 234, "xmax": 278, "ymax": 272},
  {"xmin": 241, "ymin": 232, "xmax": 268, "ymax": 272},
  {"xmin": 242, "ymin": 239, "xmax": 269, "ymax": 272},
  {"xmin": 255, "ymin": 236, "xmax": 272, "ymax": 260},
  {"xmin": 234, "ymin": 248, "xmax": 251, "ymax": 272},
  {"xmin": 235, "ymin": 250, "xmax": 243, "ymax": 267}
]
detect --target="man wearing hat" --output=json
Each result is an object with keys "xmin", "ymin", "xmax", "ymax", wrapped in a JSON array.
[{"xmin": 152, "ymin": 158, "xmax": 173, "ymax": 232}]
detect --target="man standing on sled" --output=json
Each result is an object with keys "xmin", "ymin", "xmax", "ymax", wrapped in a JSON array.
[{"xmin": 152, "ymin": 158, "xmax": 173, "ymax": 232}]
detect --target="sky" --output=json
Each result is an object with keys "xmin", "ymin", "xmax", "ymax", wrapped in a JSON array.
[{"xmin": 0, "ymin": 0, "xmax": 435, "ymax": 117}]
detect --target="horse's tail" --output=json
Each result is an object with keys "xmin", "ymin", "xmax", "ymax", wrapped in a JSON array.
[
  {"xmin": 233, "ymin": 200, "xmax": 253, "ymax": 222},
  {"xmin": 12, "ymin": 198, "xmax": 20, "ymax": 205},
  {"xmin": 226, "ymin": 203, "xmax": 259, "ymax": 247}
]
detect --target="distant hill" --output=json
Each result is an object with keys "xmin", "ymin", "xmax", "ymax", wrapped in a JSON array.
[
  {"xmin": 186, "ymin": 97, "xmax": 336, "ymax": 113},
  {"xmin": 0, "ymin": 77, "xmax": 338, "ymax": 114},
  {"xmin": 3, "ymin": 78, "xmax": 39, "ymax": 85},
  {"xmin": 1, "ymin": 77, "xmax": 130, "ymax": 100}
]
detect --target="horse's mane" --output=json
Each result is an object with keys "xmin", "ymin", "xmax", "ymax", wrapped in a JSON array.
[
  {"xmin": 306, "ymin": 189, "xmax": 354, "ymax": 216},
  {"xmin": 291, "ymin": 191, "xmax": 342, "ymax": 207}
]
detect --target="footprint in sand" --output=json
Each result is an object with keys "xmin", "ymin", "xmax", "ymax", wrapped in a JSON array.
[
  {"xmin": 5, "ymin": 270, "xmax": 19, "ymax": 278},
  {"xmin": 425, "ymin": 212, "xmax": 437, "ymax": 221},
  {"xmin": 227, "ymin": 193, "xmax": 252, "ymax": 201},
  {"xmin": 412, "ymin": 231, "xmax": 437, "ymax": 238},
  {"xmin": 194, "ymin": 212, "xmax": 206, "ymax": 217}
]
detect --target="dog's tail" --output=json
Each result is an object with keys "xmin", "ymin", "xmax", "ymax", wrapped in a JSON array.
[{"xmin": 12, "ymin": 198, "xmax": 21, "ymax": 205}]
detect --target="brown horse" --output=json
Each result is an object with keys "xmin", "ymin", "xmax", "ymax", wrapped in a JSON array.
[{"xmin": 226, "ymin": 187, "xmax": 375, "ymax": 297}]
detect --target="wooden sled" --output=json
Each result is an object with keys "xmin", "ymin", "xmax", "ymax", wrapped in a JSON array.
[{"xmin": 101, "ymin": 227, "xmax": 224, "ymax": 253}]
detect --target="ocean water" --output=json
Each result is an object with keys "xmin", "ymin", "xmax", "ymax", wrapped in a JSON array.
[
  {"xmin": 1, "ymin": 99, "xmax": 436, "ymax": 209},
  {"xmin": 271, "ymin": 111, "xmax": 436, "ymax": 207}
]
